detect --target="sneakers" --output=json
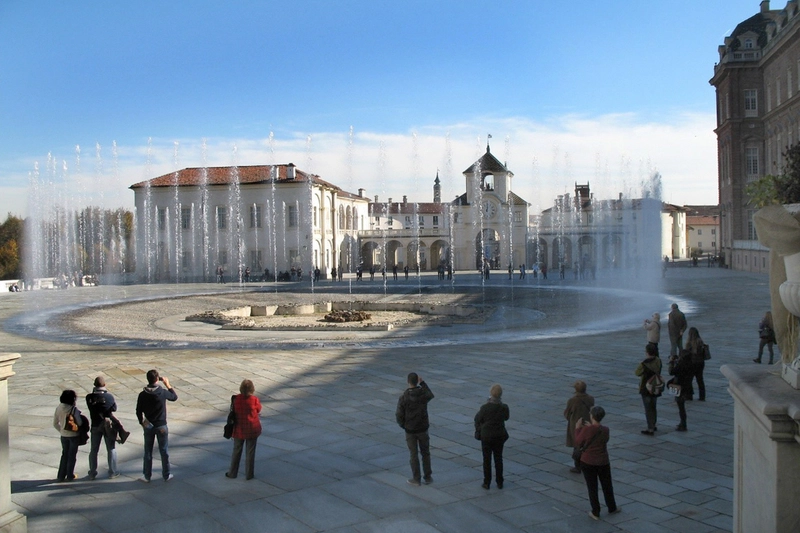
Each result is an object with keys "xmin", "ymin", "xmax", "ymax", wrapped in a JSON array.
[
  {"xmin": 88, "ymin": 473, "xmax": 97, "ymax": 481},
  {"xmin": 164, "ymin": 474, "xmax": 174, "ymax": 482},
  {"xmin": 225, "ymin": 472, "xmax": 236, "ymax": 479},
  {"xmin": 753, "ymin": 358, "xmax": 761, "ymax": 364},
  {"xmin": 481, "ymin": 483, "xmax": 490, "ymax": 490},
  {"xmin": 496, "ymin": 482, "xmax": 503, "ymax": 489},
  {"xmin": 109, "ymin": 472, "xmax": 120, "ymax": 479},
  {"xmin": 407, "ymin": 478, "xmax": 421, "ymax": 486},
  {"xmin": 138, "ymin": 477, "xmax": 150, "ymax": 483},
  {"xmin": 640, "ymin": 430, "xmax": 654, "ymax": 436},
  {"xmin": 118, "ymin": 430, "xmax": 131, "ymax": 445},
  {"xmin": 423, "ymin": 477, "xmax": 433, "ymax": 485},
  {"xmin": 588, "ymin": 511, "xmax": 600, "ymax": 520},
  {"xmin": 569, "ymin": 467, "xmax": 581, "ymax": 473}
]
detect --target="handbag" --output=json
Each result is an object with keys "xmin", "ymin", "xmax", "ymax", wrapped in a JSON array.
[
  {"xmin": 223, "ymin": 395, "xmax": 236, "ymax": 439},
  {"xmin": 572, "ymin": 425, "xmax": 601, "ymax": 462},
  {"xmin": 64, "ymin": 409, "xmax": 79, "ymax": 432}
]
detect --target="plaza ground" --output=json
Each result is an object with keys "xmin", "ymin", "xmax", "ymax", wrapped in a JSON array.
[{"xmin": 0, "ymin": 265, "xmax": 773, "ymax": 532}]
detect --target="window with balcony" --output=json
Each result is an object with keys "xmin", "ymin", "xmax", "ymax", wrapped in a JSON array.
[{"xmin": 433, "ymin": 215, "xmax": 439, "ymax": 226}]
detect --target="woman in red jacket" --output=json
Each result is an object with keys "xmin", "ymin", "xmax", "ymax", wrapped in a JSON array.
[
  {"xmin": 226, "ymin": 379, "xmax": 262, "ymax": 480},
  {"xmin": 574, "ymin": 406, "xmax": 620, "ymax": 520}
]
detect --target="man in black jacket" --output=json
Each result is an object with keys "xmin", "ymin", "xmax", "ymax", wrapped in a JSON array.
[
  {"xmin": 396, "ymin": 372, "xmax": 434, "ymax": 485},
  {"xmin": 86, "ymin": 376, "xmax": 129, "ymax": 479},
  {"xmin": 135, "ymin": 369, "xmax": 178, "ymax": 483}
]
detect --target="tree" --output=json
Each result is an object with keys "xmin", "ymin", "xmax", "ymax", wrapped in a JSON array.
[{"xmin": 0, "ymin": 214, "xmax": 23, "ymax": 278}]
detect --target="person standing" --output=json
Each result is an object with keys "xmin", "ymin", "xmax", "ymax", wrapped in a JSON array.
[
  {"xmin": 564, "ymin": 380, "xmax": 595, "ymax": 473},
  {"xmin": 396, "ymin": 372, "xmax": 434, "ymax": 486},
  {"xmin": 575, "ymin": 406, "xmax": 620, "ymax": 520},
  {"xmin": 53, "ymin": 390, "xmax": 83, "ymax": 482},
  {"xmin": 226, "ymin": 379, "xmax": 262, "ymax": 480},
  {"xmin": 668, "ymin": 348, "xmax": 694, "ymax": 431},
  {"xmin": 474, "ymin": 384, "xmax": 510, "ymax": 490},
  {"xmin": 643, "ymin": 312, "xmax": 661, "ymax": 356},
  {"xmin": 755, "ymin": 311, "xmax": 776, "ymax": 364},
  {"xmin": 685, "ymin": 327, "xmax": 706, "ymax": 401},
  {"xmin": 86, "ymin": 376, "xmax": 129, "ymax": 480},
  {"xmin": 635, "ymin": 343, "xmax": 662, "ymax": 435},
  {"xmin": 668, "ymin": 304, "xmax": 688, "ymax": 357},
  {"xmin": 136, "ymin": 370, "xmax": 178, "ymax": 483}
]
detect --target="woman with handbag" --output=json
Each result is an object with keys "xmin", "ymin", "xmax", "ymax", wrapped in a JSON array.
[
  {"xmin": 474, "ymin": 384, "xmax": 509, "ymax": 490},
  {"xmin": 685, "ymin": 327, "xmax": 706, "ymax": 401},
  {"xmin": 574, "ymin": 406, "xmax": 619, "ymax": 520},
  {"xmin": 225, "ymin": 379, "xmax": 262, "ymax": 480},
  {"xmin": 53, "ymin": 389, "xmax": 83, "ymax": 482},
  {"xmin": 754, "ymin": 311, "xmax": 776, "ymax": 364}
]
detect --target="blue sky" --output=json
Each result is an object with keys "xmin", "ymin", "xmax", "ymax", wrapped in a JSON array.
[{"xmin": 0, "ymin": 0, "xmax": 767, "ymax": 217}]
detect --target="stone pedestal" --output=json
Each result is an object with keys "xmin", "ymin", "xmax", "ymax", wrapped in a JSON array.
[
  {"xmin": 722, "ymin": 364, "xmax": 800, "ymax": 533},
  {"xmin": 0, "ymin": 354, "xmax": 26, "ymax": 533}
]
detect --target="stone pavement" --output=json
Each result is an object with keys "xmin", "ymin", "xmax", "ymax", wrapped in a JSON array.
[{"xmin": 0, "ymin": 265, "xmax": 774, "ymax": 532}]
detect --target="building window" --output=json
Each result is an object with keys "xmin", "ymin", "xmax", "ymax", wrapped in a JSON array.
[
  {"xmin": 744, "ymin": 38, "xmax": 753, "ymax": 49},
  {"xmin": 287, "ymin": 205, "xmax": 298, "ymax": 227},
  {"xmin": 433, "ymin": 215, "xmax": 439, "ymax": 226},
  {"xmin": 313, "ymin": 206, "xmax": 318, "ymax": 227},
  {"xmin": 388, "ymin": 216, "xmax": 393, "ymax": 226},
  {"xmin": 157, "ymin": 207, "xmax": 166, "ymax": 231},
  {"xmin": 789, "ymin": 68, "xmax": 793, "ymax": 99},
  {"xmin": 216, "ymin": 206, "xmax": 228, "ymax": 230},
  {"xmin": 454, "ymin": 213, "xmax": 460, "ymax": 223},
  {"xmin": 218, "ymin": 250, "xmax": 228, "ymax": 266},
  {"xmin": 249, "ymin": 250, "xmax": 262, "ymax": 270},
  {"xmin": 249, "ymin": 205, "xmax": 262, "ymax": 228},
  {"xmin": 698, "ymin": 229, "xmax": 702, "ymax": 236},
  {"xmin": 768, "ymin": 85, "xmax": 772, "ymax": 112},
  {"xmin": 418, "ymin": 216, "xmax": 424, "ymax": 226},
  {"xmin": 181, "ymin": 251, "xmax": 192, "ymax": 271},
  {"xmin": 777, "ymin": 77, "xmax": 781, "ymax": 106},
  {"xmin": 711, "ymin": 228, "xmax": 716, "ymax": 235},
  {"xmin": 744, "ymin": 89, "xmax": 758, "ymax": 117},
  {"xmin": 746, "ymin": 147, "xmax": 759, "ymax": 177},
  {"xmin": 374, "ymin": 216, "xmax": 380, "ymax": 224},
  {"xmin": 405, "ymin": 215, "xmax": 411, "ymax": 226},
  {"xmin": 514, "ymin": 211, "xmax": 522, "ymax": 222},
  {"xmin": 698, "ymin": 241, "xmax": 703, "ymax": 249},
  {"xmin": 712, "ymin": 241, "xmax": 716, "ymax": 249},
  {"xmin": 181, "ymin": 207, "xmax": 191, "ymax": 230}
]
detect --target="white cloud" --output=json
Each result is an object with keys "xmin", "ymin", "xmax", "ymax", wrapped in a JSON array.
[{"xmin": 1, "ymin": 112, "xmax": 718, "ymax": 219}]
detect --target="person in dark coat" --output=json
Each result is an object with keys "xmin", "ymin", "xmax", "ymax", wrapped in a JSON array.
[
  {"xmin": 564, "ymin": 380, "xmax": 594, "ymax": 473},
  {"xmin": 755, "ymin": 311, "xmax": 776, "ymax": 364},
  {"xmin": 669, "ymin": 348, "xmax": 694, "ymax": 431},
  {"xmin": 685, "ymin": 327, "xmax": 706, "ymax": 401},
  {"xmin": 86, "ymin": 376, "xmax": 130, "ymax": 480},
  {"xmin": 474, "ymin": 384, "xmax": 510, "ymax": 489},
  {"xmin": 226, "ymin": 379, "xmax": 262, "ymax": 480},
  {"xmin": 575, "ymin": 406, "xmax": 619, "ymax": 520},
  {"xmin": 635, "ymin": 343, "xmax": 662, "ymax": 435},
  {"xmin": 668, "ymin": 303, "xmax": 688, "ymax": 357},
  {"xmin": 135, "ymin": 369, "xmax": 178, "ymax": 482},
  {"xmin": 396, "ymin": 372, "xmax": 434, "ymax": 486}
]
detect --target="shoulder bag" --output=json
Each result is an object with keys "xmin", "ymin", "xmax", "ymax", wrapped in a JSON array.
[
  {"xmin": 223, "ymin": 395, "xmax": 236, "ymax": 439},
  {"xmin": 572, "ymin": 426, "xmax": 602, "ymax": 462}
]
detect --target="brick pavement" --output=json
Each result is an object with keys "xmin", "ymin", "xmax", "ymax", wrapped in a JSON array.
[{"xmin": 0, "ymin": 265, "xmax": 769, "ymax": 532}]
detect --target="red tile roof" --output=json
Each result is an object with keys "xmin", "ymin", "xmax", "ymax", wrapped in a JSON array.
[{"xmin": 129, "ymin": 164, "xmax": 343, "ymax": 192}]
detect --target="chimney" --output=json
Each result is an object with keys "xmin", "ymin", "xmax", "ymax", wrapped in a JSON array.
[
  {"xmin": 374, "ymin": 195, "xmax": 379, "ymax": 203},
  {"xmin": 388, "ymin": 198, "xmax": 392, "ymax": 204},
  {"xmin": 761, "ymin": 1, "xmax": 770, "ymax": 13},
  {"xmin": 287, "ymin": 164, "xmax": 296, "ymax": 180},
  {"xmin": 403, "ymin": 195, "xmax": 408, "ymax": 204},
  {"xmin": 358, "ymin": 188, "xmax": 365, "ymax": 198}
]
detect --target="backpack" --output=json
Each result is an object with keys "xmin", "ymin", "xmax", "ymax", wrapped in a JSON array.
[
  {"xmin": 77, "ymin": 414, "xmax": 90, "ymax": 446},
  {"xmin": 645, "ymin": 374, "xmax": 665, "ymax": 396}
]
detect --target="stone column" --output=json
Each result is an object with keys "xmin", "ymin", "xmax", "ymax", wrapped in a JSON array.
[
  {"xmin": 0, "ymin": 353, "xmax": 26, "ymax": 533},
  {"xmin": 722, "ymin": 364, "xmax": 800, "ymax": 533}
]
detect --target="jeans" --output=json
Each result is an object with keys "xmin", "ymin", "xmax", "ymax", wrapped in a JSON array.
[
  {"xmin": 757, "ymin": 339, "xmax": 775, "ymax": 363},
  {"xmin": 58, "ymin": 436, "xmax": 80, "ymax": 481},
  {"xmin": 481, "ymin": 439, "xmax": 505, "ymax": 487},
  {"xmin": 692, "ymin": 362, "xmax": 706, "ymax": 400},
  {"xmin": 669, "ymin": 335, "xmax": 683, "ymax": 357},
  {"xmin": 228, "ymin": 437, "xmax": 258, "ymax": 479},
  {"xmin": 580, "ymin": 462, "xmax": 617, "ymax": 516},
  {"xmin": 89, "ymin": 425, "xmax": 117, "ymax": 477},
  {"xmin": 405, "ymin": 431, "xmax": 432, "ymax": 481},
  {"xmin": 641, "ymin": 393, "xmax": 658, "ymax": 431},
  {"xmin": 676, "ymin": 397, "xmax": 687, "ymax": 428},
  {"xmin": 142, "ymin": 424, "xmax": 170, "ymax": 480}
]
